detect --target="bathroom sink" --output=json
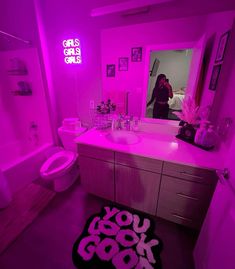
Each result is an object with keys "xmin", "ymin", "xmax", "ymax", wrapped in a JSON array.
[{"xmin": 106, "ymin": 130, "xmax": 140, "ymax": 145}]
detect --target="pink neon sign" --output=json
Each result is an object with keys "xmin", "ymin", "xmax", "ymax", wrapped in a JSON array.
[{"xmin": 63, "ymin": 38, "xmax": 82, "ymax": 64}]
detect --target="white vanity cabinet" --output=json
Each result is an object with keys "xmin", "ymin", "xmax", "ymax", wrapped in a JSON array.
[
  {"xmin": 115, "ymin": 152, "xmax": 162, "ymax": 215},
  {"xmin": 157, "ymin": 162, "xmax": 217, "ymax": 229},
  {"xmin": 78, "ymin": 144, "xmax": 115, "ymax": 201},
  {"xmin": 77, "ymin": 143, "xmax": 217, "ymax": 229}
]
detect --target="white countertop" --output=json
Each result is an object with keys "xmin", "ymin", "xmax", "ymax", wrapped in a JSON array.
[{"xmin": 75, "ymin": 127, "xmax": 223, "ymax": 170}]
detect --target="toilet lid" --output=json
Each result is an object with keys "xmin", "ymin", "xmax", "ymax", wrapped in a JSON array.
[{"xmin": 40, "ymin": 150, "xmax": 78, "ymax": 178}]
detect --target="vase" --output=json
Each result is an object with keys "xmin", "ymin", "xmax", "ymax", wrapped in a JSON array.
[{"xmin": 178, "ymin": 122, "xmax": 196, "ymax": 142}]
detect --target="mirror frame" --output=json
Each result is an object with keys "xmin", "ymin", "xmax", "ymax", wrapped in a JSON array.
[{"xmin": 141, "ymin": 40, "xmax": 199, "ymax": 125}]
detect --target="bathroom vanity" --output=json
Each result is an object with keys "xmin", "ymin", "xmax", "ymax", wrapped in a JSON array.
[{"xmin": 76, "ymin": 126, "xmax": 220, "ymax": 229}]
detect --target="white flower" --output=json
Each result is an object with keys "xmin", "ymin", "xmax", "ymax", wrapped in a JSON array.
[{"xmin": 173, "ymin": 96, "xmax": 200, "ymax": 125}]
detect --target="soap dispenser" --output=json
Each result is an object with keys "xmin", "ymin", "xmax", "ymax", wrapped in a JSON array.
[
  {"xmin": 202, "ymin": 124, "xmax": 218, "ymax": 148},
  {"xmin": 194, "ymin": 121, "xmax": 208, "ymax": 146}
]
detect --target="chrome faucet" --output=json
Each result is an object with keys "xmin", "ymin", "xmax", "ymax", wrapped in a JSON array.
[
  {"xmin": 114, "ymin": 115, "xmax": 134, "ymax": 131},
  {"xmin": 116, "ymin": 115, "xmax": 123, "ymax": 130},
  {"xmin": 124, "ymin": 116, "xmax": 133, "ymax": 131}
]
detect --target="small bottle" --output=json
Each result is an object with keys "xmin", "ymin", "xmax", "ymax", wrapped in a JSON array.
[
  {"xmin": 111, "ymin": 118, "xmax": 116, "ymax": 131},
  {"xmin": 111, "ymin": 114, "xmax": 118, "ymax": 131},
  {"xmin": 202, "ymin": 125, "xmax": 217, "ymax": 148},
  {"xmin": 194, "ymin": 121, "xmax": 208, "ymax": 146},
  {"xmin": 29, "ymin": 121, "xmax": 39, "ymax": 145},
  {"xmin": 132, "ymin": 117, "xmax": 139, "ymax": 132}
]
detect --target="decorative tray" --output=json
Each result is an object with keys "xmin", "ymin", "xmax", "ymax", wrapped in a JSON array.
[{"xmin": 176, "ymin": 134, "xmax": 214, "ymax": 151}]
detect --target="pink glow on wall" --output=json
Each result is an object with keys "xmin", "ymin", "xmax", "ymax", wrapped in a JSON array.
[{"xmin": 63, "ymin": 38, "xmax": 82, "ymax": 64}]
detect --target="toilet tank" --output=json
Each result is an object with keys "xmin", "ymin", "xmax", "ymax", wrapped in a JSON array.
[{"xmin": 58, "ymin": 126, "xmax": 87, "ymax": 152}]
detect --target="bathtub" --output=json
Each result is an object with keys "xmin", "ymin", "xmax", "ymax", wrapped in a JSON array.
[{"xmin": 0, "ymin": 141, "xmax": 53, "ymax": 194}]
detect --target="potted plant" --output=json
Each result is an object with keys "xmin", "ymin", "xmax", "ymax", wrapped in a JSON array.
[
  {"xmin": 173, "ymin": 96, "xmax": 200, "ymax": 141},
  {"xmin": 95, "ymin": 99, "xmax": 116, "ymax": 129}
]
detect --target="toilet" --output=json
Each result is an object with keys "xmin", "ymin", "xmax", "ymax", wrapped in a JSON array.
[{"xmin": 40, "ymin": 123, "xmax": 86, "ymax": 192}]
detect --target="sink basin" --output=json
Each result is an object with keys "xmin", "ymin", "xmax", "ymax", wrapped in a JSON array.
[{"xmin": 106, "ymin": 130, "xmax": 140, "ymax": 145}]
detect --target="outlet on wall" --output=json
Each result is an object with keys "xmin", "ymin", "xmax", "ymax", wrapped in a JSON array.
[{"xmin": 89, "ymin": 100, "xmax": 95, "ymax": 109}]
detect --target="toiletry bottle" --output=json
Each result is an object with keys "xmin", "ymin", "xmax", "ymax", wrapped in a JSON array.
[
  {"xmin": 194, "ymin": 121, "xmax": 208, "ymax": 146},
  {"xmin": 29, "ymin": 121, "xmax": 39, "ymax": 146},
  {"xmin": 111, "ymin": 115, "xmax": 118, "ymax": 131},
  {"xmin": 132, "ymin": 117, "xmax": 139, "ymax": 132},
  {"xmin": 202, "ymin": 125, "xmax": 217, "ymax": 148}
]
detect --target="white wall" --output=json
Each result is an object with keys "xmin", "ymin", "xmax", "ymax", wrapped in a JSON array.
[
  {"xmin": 210, "ymin": 18, "xmax": 235, "ymax": 156},
  {"xmin": 200, "ymin": 11, "xmax": 235, "ymax": 108}
]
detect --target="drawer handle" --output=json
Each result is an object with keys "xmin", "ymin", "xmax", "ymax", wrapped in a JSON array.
[
  {"xmin": 179, "ymin": 171, "xmax": 203, "ymax": 179},
  {"xmin": 172, "ymin": 213, "xmax": 193, "ymax": 222},
  {"xmin": 176, "ymin": 192, "xmax": 199, "ymax": 201}
]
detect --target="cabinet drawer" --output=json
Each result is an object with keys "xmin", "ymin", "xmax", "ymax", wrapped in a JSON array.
[
  {"xmin": 160, "ymin": 175, "xmax": 215, "ymax": 200},
  {"xmin": 157, "ymin": 206, "xmax": 201, "ymax": 229},
  {"xmin": 115, "ymin": 164, "xmax": 161, "ymax": 215},
  {"xmin": 115, "ymin": 152, "xmax": 163, "ymax": 173},
  {"xmin": 157, "ymin": 176, "xmax": 215, "ymax": 228},
  {"xmin": 79, "ymin": 156, "xmax": 115, "ymax": 201},
  {"xmin": 78, "ymin": 144, "xmax": 114, "ymax": 163},
  {"xmin": 163, "ymin": 162, "xmax": 216, "ymax": 185}
]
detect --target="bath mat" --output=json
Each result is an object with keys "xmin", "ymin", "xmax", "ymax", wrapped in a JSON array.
[
  {"xmin": 0, "ymin": 183, "xmax": 55, "ymax": 254},
  {"xmin": 72, "ymin": 206, "xmax": 163, "ymax": 269}
]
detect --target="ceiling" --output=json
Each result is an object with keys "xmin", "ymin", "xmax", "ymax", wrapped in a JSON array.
[{"xmin": 90, "ymin": 0, "xmax": 235, "ymax": 19}]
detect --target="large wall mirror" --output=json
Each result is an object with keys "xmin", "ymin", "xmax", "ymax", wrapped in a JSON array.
[
  {"xmin": 101, "ymin": 22, "xmax": 206, "ymax": 124},
  {"xmin": 142, "ymin": 38, "xmax": 206, "ymax": 123}
]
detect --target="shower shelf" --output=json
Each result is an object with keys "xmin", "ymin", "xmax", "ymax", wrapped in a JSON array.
[
  {"xmin": 11, "ymin": 81, "xmax": 32, "ymax": 96},
  {"xmin": 7, "ymin": 69, "xmax": 28, "ymax": 76},
  {"xmin": 12, "ymin": 90, "xmax": 32, "ymax": 96}
]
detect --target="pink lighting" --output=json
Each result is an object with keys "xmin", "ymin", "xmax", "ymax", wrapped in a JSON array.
[{"xmin": 63, "ymin": 38, "xmax": 82, "ymax": 64}]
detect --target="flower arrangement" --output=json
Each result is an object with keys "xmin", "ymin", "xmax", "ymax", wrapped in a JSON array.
[
  {"xmin": 96, "ymin": 99, "xmax": 116, "ymax": 114},
  {"xmin": 173, "ymin": 96, "xmax": 200, "ymax": 125}
]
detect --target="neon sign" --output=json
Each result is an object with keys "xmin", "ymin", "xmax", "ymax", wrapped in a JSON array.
[{"xmin": 63, "ymin": 38, "xmax": 82, "ymax": 64}]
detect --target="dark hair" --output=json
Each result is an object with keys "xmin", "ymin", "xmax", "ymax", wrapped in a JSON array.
[{"xmin": 154, "ymin": 74, "xmax": 166, "ymax": 88}]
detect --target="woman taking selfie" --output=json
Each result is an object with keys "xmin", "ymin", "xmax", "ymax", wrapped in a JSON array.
[{"xmin": 147, "ymin": 73, "xmax": 173, "ymax": 119}]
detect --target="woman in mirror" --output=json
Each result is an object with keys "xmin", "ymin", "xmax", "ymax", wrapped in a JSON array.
[{"xmin": 147, "ymin": 74, "xmax": 173, "ymax": 119}]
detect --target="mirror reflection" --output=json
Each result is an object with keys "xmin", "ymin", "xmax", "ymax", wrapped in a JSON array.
[{"xmin": 146, "ymin": 49, "xmax": 192, "ymax": 120}]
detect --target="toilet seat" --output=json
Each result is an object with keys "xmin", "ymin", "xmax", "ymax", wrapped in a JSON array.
[{"xmin": 40, "ymin": 150, "xmax": 78, "ymax": 180}]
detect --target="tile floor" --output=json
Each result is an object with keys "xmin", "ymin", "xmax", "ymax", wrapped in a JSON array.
[{"xmin": 0, "ymin": 180, "xmax": 198, "ymax": 269}]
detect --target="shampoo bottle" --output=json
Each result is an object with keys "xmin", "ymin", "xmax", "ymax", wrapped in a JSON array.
[
  {"xmin": 194, "ymin": 121, "xmax": 208, "ymax": 146},
  {"xmin": 201, "ymin": 125, "xmax": 217, "ymax": 148}
]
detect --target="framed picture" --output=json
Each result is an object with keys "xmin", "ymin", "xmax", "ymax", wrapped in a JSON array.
[
  {"xmin": 106, "ymin": 64, "xmax": 115, "ymax": 77},
  {"xmin": 118, "ymin": 57, "xmax": 128, "ymax": 71},
  {"xmin": 215, "ymin": 31, "xmax": 230, "ymax": 63},
  {"xmin": 131, "ymin": 47, "xmax": 142, "ymax": 62},
  {"xmin": 209, "ymin": 64, "xmax": 221, "ymax": 91}
]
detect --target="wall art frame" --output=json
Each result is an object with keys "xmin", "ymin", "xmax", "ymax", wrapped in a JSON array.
[
  {"xmin": 118, "ymin": 57, "xmax": 128, "ymax": 71},
  {"xmin": 209, "ymin": 64, "xmax": 221, "ymax": 91},
  {"xmin": 106, "ymin": 64, "xmax": 115, "ymax": 77},
  {"xmin": 215, "ymin": 31, "xmax": 230, "ymax": 63},
  {"xmin": 131, "ymin": 47, "xmax": 142, "ymax": 62}
]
